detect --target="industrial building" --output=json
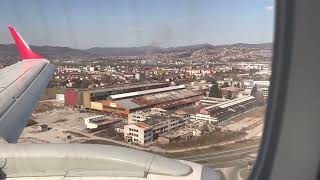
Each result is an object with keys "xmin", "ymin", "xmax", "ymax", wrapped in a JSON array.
[
  {"xmin": 158, "ymin": 127, "xmax": 202, "ymax": 144},
  {"xmin": 101, "ymin": 86, "xmax": 204, "ymax": 118},
  {"xmin": 63, "ymin": 83, "xmax": 204, "ymax": 116},
  {"xmin": 260, "ymin": 87, "xmax": 269, "ymax": 98},
  {"xmin": 192, "ymin": 96, "xmax": 256, "ymax": 123},
  {"xmin": 190, "ymin": 113, "xmax": 218, "ymax": 124},
  {"xmin": 124, "ymin": 112, "xmax": 187, "ymax": 144},
  {"xmin": 220, "ymin": 87, "xmax": 242, "ymax": 99},
  {"xmin": 82, "ymin": 83, "xmax": 169, "ymax": 109},
  {"xmin": 149, "ymin": 115, "xmax": 186, "ymax": 136},
  {"xmin": 64, "ymin": 89, "xmax": 84, "ymax": 108},
  {"xmin": 128, "ymin": 108, "xmax": 167, "ymax": 124},
  {"xmin": 84, "ymin": 115, "xmax": 122, "ymax": 130},
  {"xmin": 199, "ymin": 97, "xmax": 229, "ymax": 106},
  {"xmin": 123, "ymin": 122, "xmax": 154, "ymax": 144}
]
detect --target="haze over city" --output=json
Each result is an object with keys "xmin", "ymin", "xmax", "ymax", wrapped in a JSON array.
[{"xmin": 0, "ymin": 0, "xmax": 273, "ymax": 48}]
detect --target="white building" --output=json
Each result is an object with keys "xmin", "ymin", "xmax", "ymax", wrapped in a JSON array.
[
  {"xmin": 56, "ymin": 94, "xmax": 65, "ymax": 102},
  {"xmin": 135, "ymin": 73, "xmax": 140, "ymax": 80},
  {"xmin": 124, "ymin": 114, "xmax": 186, "ymax": 144},
  {"xmin": 254, "ymin": 81, "xmax": 270, "ymax": 87},
  {"xmin": 123, "ymin": 123, "xmax": 153, "ymax": 144},
  {"xmin": 217, "ymin": 79, "xmax": 242, "ymax": 88},
  {"xmin": 128, "ymin": 108, "xmax": 167, "ymax": 124},
  {"xmin": 260, "ymin": 87, "xmax": 269, "ymax": 98},
  {"xmin": 84, "ymin": 115, "xmax": 122, "ymax": 129},
  {"xmin": 190, "ymin": 114, "xmax": 218, "ymax": 124},
  {"xmin": 84, "ymin": 115, "xmax": 106, "ymax": 128},
  {"xmin": 195, "ymin": 96, "xmax": 256, "ymax": 123},
  {"xmin": 64, "ymin": 67, "xmax": 81, "ymax": 73},
  {"xmin": 243, "ymin": 80, "xmax": 255, "ymax": 88},
  {"xmin": 151, "ymin": 115, "xmax": 186, "ymax": 135}
]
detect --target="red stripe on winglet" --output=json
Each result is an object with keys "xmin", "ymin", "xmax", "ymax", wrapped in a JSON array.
[{"xmin": 8, "ymin": 26, "xmax": 44, "ymax": 60}]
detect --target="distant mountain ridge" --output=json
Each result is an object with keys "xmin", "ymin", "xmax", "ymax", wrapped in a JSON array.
[{"xmin": 0, "ymin": 43, "xmax": 272, "ymax": 58}]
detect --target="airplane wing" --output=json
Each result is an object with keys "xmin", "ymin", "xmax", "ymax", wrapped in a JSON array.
[{"xmin": 0, "ymin": 27, "xmax": 55, "ymax": 143}]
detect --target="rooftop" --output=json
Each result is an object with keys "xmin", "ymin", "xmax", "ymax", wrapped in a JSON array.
[
  {"xmin": 91, "ymin": 119, "xmax": 122, "ymax": 126},
  {"xmin": 204, "ymin": 96, "xmax": 255, "ymax": 110},
  {"xmin": 144, "ymin": 115, "xmax": 183, "ymax": 126},
  {"xmin": 114, "ymin": 89, "xmax": 204, "ymax": 110},
  {"xmin": 159, "ymin": 128, "xmax": 194, "ymax": 139},
  {"xmin": 136, "ymin": 122, "xmax": 152, "ymax": 129},
  {"xmin": 110, "ymin": 85, "xmax": 186, "ymax": 100},
  {"xmin": 176, "ymin": 105, "xmax": 204, "ymax": 115},
  {"xmin": 88, "ymin": 82, "xmax": 168, "ymax": 94},
  {"xmin": 221, "ymin": 87, "xmax": 242, "ymax": 93}
]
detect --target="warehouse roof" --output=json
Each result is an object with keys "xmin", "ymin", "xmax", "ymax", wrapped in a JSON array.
[
  {"xmin": 110, "ymin": 85, "xmax": 186, "ymax": 100},
  {"xmin": 218, "ymin": 96, "xmax": 255, "ymax": 108},
  {"xmin": 108, "ymin": 89, "xmax": 204, "ymax": 110},
  {"xmin": 115, "ymin": 99, "xmax": 141, "ymax": 110},
  {"xmin": 204, "ymin": 96, "xmax": 255, "ymax": 110},
  {"xmin": 88, "ymin": 82, "xmax": 168, "ymax": 94}
]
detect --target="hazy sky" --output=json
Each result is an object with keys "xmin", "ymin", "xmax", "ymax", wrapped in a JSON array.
[{"xmin": 0, "ymin": 0, "xmax": 274, "ymax": 49}]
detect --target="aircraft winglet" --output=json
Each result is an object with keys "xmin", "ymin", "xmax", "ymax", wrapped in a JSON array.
[{"xmin": 8, "ymin": 26, "xmax": 44, "ymax": 60}]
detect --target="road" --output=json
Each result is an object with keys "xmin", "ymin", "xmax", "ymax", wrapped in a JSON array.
[
  {"xmin": 181, "ymin": 145, "xmax": 258, "ymax": 168},
  {"xmin": 180, "ymin": 145, "xmax": 258, "ymax": 180}
]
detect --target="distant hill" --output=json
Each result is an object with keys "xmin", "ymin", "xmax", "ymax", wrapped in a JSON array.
[
  {"xmin": 215, "ymin": 43, "xmax": 272, "ymax": 49},
  {"xmin": 0, "ymin": 43, "xmax": 272, "ymax": 58},
  {"xmin": 86, "ymin": 44, "xmax": 218, "ymax": 56},
  {"xmin": 163, "ymin": 43, "xmax": 215, "ymax": 52},
  {"xmin": 87, "ymin": 46, "xmax": 162, "ymax": 56},
  {"xmin": 0, "ymin": 44, "xmax": 90, "ymax": 57}
]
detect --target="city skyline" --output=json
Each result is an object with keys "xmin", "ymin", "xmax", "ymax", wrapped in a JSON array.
[{"xmin": 0, "ymin": 0, "xmax": 274, "ymax": 49}]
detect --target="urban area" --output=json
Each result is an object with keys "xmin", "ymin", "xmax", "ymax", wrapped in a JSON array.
[{"xmin": 1, "ymin": 43, "xmax": 272, "ymax": 178}]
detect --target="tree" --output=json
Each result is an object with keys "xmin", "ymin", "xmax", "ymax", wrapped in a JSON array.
[
  {"xmin": 211, "ymin": 78, "xmax": 217, "ymax": 85},
  {"xmin": 221, "ymin": 82, "xmax": 230, "ymax": 88},
  {"xmin": 209, "ymin": 84, "xmax": 222, "ymax": 98},
  {"xmin": 250, "ymin": 84, "xmax": 258, "ymax": 98}
]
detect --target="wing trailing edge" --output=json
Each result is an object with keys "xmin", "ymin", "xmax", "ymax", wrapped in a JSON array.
[{"xmin": 8, "ymin": 26, "xmax": 44, "ymax": 60}]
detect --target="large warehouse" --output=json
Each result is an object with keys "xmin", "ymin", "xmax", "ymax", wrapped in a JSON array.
[
  {"xmin": 191, "ymin": 96, "xmax": 256, "ymax": 123},
  {"xmin": 83, "ymin": 82, "xmax": 169, "ymax": 109},
  {"xmin": 91, "ymin": 85, "xmax": 205, "ymax": 118}
]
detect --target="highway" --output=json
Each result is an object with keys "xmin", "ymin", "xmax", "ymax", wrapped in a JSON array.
[
  {"xmin": 181, "ymin": 145, "xmax": 258, "ymax": 169},
  {"xmin": 180, "ymin": 145, "xmax": 258, "ymax": 180}
]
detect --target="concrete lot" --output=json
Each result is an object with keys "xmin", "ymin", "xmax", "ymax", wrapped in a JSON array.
[{"xmin": 19, "ymin": 109, "xmax": 95, "ymax": 143}]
